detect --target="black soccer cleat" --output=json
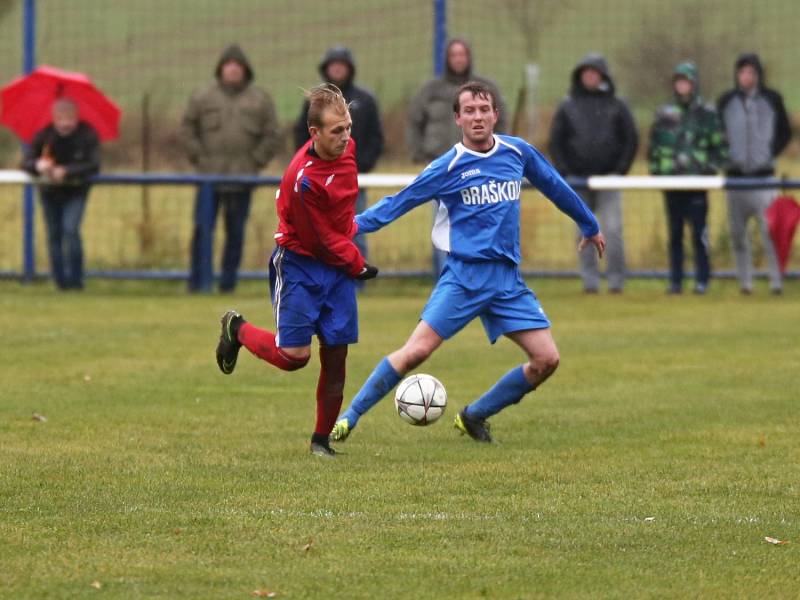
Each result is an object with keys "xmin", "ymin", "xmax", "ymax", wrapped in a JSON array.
[
  {"xmin": 216, "ymin": 310, "xmax": 245, "ymax": 375},
  {"xmin": 454, "ymin": 407, "xmax": 493, "ymax": 443},
  {"xmin": 310, "ymin": 441, "xmax": 337, "ymax": 458}
]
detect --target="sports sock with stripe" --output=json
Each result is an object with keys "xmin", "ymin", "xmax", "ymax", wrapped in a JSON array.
[
  {"xmin": 339, "ymin": 357, "xmax": 402, "ymax": 429},
  {"xmin": 238, "ymin": 323, "xmax": 309, "ymax": 371},
  {"xmin": 465, "ymin": 365, "xmax": 534, "ymax": 420}
]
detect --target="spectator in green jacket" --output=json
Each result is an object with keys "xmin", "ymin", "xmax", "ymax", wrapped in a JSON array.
[
  {"xmin": 648, "ymin": 61, "xmax": 728, "ymax": 294},
  {"xmin": 181, "ymin": 44, "xmax": 280, "ymax": 293}
]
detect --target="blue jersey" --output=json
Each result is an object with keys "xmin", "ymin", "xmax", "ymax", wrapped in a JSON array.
[{"xmin": 356, "ymin": 135, "xmax": 599, "ymax": 264}]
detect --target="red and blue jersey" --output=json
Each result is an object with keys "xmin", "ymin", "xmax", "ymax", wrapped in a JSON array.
[{"xmin": 275, "ymin": 138, "xmax": 364, "ymax": 277}]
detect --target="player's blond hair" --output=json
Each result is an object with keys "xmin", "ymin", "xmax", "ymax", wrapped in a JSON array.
[{"xmin": 306, "ymin": 83, "xmax": 349, "ymax": 129}]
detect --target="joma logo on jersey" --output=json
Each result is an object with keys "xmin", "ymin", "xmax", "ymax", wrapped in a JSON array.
[
  {"xmin": 460, "ymin": 168, "xmax": 481, "ymax": 180},
  {"xmin": 460, "ymin": 180, "xmax": 522, "ymax": 205}
]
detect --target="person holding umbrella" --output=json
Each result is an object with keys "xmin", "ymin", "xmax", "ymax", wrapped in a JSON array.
[{"xmin": 21, "ymin": 98, "xmax": 100, "ymax": 290}]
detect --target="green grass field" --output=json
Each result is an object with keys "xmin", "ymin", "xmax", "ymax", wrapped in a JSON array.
[{"xmin": 2, "ymin": 278, "xmax": 798, "ymax": 599}]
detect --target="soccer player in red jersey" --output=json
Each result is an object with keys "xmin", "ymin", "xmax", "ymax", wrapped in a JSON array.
[{"xmin": 215, "ymin": 84, "xmax": 378, "ymax": 457}]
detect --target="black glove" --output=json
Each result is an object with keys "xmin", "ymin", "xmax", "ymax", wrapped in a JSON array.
[{"xmin": 355, "ymin": 263, "xmax": 379, "ymax": 280}]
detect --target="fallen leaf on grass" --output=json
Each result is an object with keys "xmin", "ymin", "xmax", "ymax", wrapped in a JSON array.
[
  {"xmin": 252, "ymin": 590, "xmax": 277, "ymax": 597},
  {"xmin": 89, "ymin": 580, "xmax": 102, "ymax": 589},
  {"xmin": 173, "ymin": 528, "xmax": 183, "ymax": 535},
  {"xmin": 644, "ymin": 517, "xmax": 656, "ymax": 522},
  {"xmin": 31, "ymin": 413, "xmax": 47, "ymax": 422},
  {"xmin": 758, "ymin": 434, "xmax": 766, "ymax": 448},
  {"xmin": 764, "ymin": 537, "xmax": 789, "ymax": 545},
  {"xmin": 302, "ymin": 538, "xmax": 314, "ymax": 553},
  {"xmin": 84, "ymin": 374, "xmax": 92, "ymax": 382}
]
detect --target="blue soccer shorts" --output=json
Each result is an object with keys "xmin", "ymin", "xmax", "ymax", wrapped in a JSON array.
[
  {"xmin": 269, "ymin": 246, "xmax": 358, "ymax": 347},
  {"xmin": 421, "ymin": 257, "xmax": 550, "ymax": 344}
]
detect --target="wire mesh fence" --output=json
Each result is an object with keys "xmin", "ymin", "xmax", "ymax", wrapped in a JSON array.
[{"xmin": 0, "ymin": 0, "xmax": 798, "ymax": 279}]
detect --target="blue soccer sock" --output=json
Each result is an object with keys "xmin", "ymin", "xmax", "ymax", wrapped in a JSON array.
[
  {"xmin": 339, "ymin": 357, "xmax": 403, "ymax": 429},
  {"xmin": 465, "ymin": 366, "xmax": 535, "ymax": 421}
]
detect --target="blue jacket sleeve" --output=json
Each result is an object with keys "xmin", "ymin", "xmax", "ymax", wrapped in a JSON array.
[
  {"xmin": 355, "ymin": 161, "xmax": 444, "ymax": 234},
  {"xmin": 522, "ymin": 142, "xmax": 599, "ymax": 237}
]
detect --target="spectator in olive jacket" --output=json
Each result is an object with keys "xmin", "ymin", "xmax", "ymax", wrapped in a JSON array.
[{"xmin": 181, "ymin": 44, "xmax": 280, "ymax": 293}]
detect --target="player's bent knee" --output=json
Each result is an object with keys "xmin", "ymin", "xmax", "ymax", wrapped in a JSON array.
[
  {"xmin": 404, "ymin": 345, "xmax": 434, "ymax": 370},
  {"xmin": 278, "ymin": 349, "xmax": 311, "ymax": 371},
  {"xmin": 532, "ymin": 352, "xmax": 559, "ymax": 376},
  {"xmin": 283, "ymin": 354, "xmax": 310, "ymax": 371}
]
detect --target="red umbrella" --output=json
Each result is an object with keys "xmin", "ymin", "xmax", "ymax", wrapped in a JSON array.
[
  {"xmin": 0, "ymin": 65, "xmax": 121, "ymax": 142},
  {"xmin": 766, "ymin": 195, "xmax": 800, "ymax": 274}
]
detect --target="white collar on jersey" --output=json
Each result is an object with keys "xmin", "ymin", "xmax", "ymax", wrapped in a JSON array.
[{"xmin": 448, "ymin": 135, "xmax": 521, "ymax": 171}]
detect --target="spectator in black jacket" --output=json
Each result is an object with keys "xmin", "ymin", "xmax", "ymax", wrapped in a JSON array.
[
  {"xmin": 22, "ymin": 98, "xmax": 100, "ymax": 290},
  {"xmin": 717, "ymin": 53, "xmax": 792, "ymax": 295},
  {"xmin": 294, "ymin": 46, "xmax": 384, "ymax": 265},
  {"xmin": 550, "ymin": 53, "xmax": 638, "ymax": 293}
]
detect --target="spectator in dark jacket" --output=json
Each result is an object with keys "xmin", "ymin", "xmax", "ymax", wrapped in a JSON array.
[
  {"xmin": 22, "ymin": 98, "xmax": 100, "ymax": 290},
  {"xmin": 181, "ymin": 44, "xmax": 280, "ymax": 293},
  {"xmin": 717, "ymin": 53, "xmax": 791, "ymax": 295},
  {"xmin": 294, "ymin": 46, "xmax": 383, "ymax": 266},
  {"xmin": 549, "ymin": 53, "xmax": 638, "ymax": 293}
]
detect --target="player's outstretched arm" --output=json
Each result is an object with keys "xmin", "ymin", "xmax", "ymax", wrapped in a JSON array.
[
  {"xmin": 521, "ymin": 142, "xmax": 600, "ymax": 239},
  {"xmin": 578, "ymin": 233, "xmax": 606, "ymax": 259},
  {"xmin": 355, "ymin": 159, "xmax": 446, "ymax": 234}
]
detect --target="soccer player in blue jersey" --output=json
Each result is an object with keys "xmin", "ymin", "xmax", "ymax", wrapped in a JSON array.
[{"xmin": 330, "ymin": 81, "xmax": 605, "ymax": 443}]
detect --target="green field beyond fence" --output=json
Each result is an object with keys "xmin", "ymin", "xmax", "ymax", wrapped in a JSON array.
[{"xmin": 2, "ymin": 179, "xmax": 798, "ymax": 276}]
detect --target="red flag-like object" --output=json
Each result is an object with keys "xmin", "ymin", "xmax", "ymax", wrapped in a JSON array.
[
  {"xmin": 766, "ymin": 195, "xmax": 800, "ymax": 274},
  {"xmin": 0, "ymin": 65, "xmax": 120, "ymax": 142}
]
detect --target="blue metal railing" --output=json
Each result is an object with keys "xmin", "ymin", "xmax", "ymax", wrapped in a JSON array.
[{"xmin": 22, "ymin": 0, "xmax": 37, "ymax": 281}]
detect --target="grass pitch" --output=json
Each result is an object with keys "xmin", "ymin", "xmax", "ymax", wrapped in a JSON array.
[{"xmin": 1, "ymin": 278, "xmax": 798, "ymax": 599}]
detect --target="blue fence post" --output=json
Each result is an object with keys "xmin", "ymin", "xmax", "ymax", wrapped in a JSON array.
[
  {"xmin": 21, "ymin": 0, "xmax": 36, "ymax": 282},
  {"xmin": 196, "ymin": 182, "xmax": 215, "ymax": 292},
  {"xmin": 431, "ymin": 0, "xmax": 447, "ymax": 278}
]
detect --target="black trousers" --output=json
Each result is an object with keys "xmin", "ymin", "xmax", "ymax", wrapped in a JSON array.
[{"xmin": 664, "ymin": 191, "xmax": 711, "ymax": 288}]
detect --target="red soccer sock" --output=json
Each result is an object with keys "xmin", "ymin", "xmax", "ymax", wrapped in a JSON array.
[
  {"xmin": 237, "ymin": 323, "xmax": 309, "ymax": 371},
  {"xmin": 315, "ymin": 345, "xmax": 348, "ymax": 435}
]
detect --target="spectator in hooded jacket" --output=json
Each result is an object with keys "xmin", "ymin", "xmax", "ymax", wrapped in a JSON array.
[
  {"xmin": 550, "ymin": 53, "xmax": 638, "ymax": 294},
  {"xmin": 717, "ymin": 53, "xmax": 791, "ymax": 295},
  {"xmin": 22, "ymin": 98, "xmax": 100, "ymax": 291},
  {"xmin": 649, "ymin": 61, "xmax": 728, "ymax": 295},
  {"xmin": 294, "ymin": 46, "xmax": 384, "ymax": 265},
  {"xmin": 181, "ymin": 44, "xmax": 280, "ymax": 293},
  {"xmin": 407, "ymin": 38, "xmax": 508, "ymax": 165}
]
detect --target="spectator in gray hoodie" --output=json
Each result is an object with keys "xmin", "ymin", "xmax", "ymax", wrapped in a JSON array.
[
  {"xmin": 550, "ymin": 54, "xmax": 638, "ymax": 293},
  {"xmin": 407, "ymin": 38, "xmax": 507, "ymax": 164},
  {"xmin": 717, "ymin": 53, "xmax": 792, "ymax": 295}
]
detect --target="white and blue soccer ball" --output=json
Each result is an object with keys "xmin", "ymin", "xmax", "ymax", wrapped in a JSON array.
[{"xmin": 394, "ymin": 373, "xmax": 447, "ymax": 426}]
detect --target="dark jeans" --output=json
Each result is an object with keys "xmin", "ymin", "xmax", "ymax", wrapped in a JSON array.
[
  {"xmin": 189, "ymin": 188, "xmax": 252, "ymax": 292},
  {"xmin": 40, "ymin": 190, "xmax": 88, "ymax": 290},
  {"xmin": 664, "ymin": 191, "xmax": 711, "ymax": 289}
]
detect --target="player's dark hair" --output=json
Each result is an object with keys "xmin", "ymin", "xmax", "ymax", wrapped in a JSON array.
[
  {"xmin": 453, "ymin": 81, "xmax": 496, "ymax": 113},
  {"xmin": 306, "ymin": 83, "xmax": 349, "ymax": 129}
]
